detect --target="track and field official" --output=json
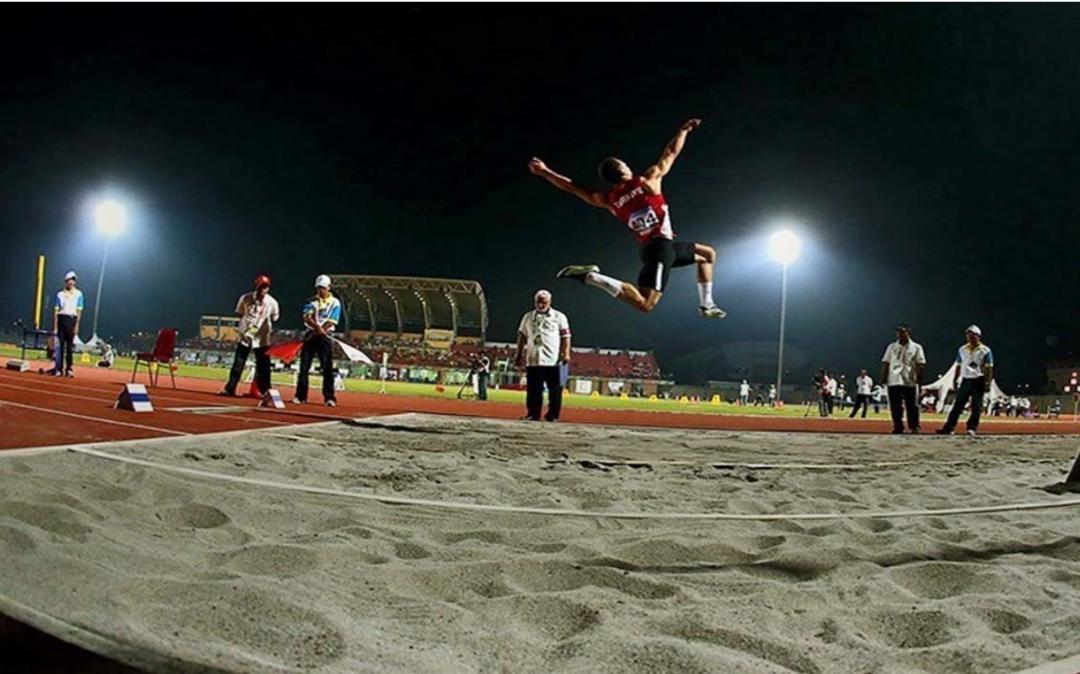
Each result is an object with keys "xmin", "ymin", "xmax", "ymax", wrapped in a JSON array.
[
  {"xmin": 221, "ymin": 275, "xmax": 280, "ymax": 397},
  {"xmin": 937, "ymin": 325, "xmax": 994, "ymax": 437},
  {"xmin": 52, "ymin": 270, "xmax": 84, "ymax": 377},
  {"xmin": 515, "ymin": 289, "xmax": 571, "ymax": 422},
  {"xmin": 880, "ymin": 324, "xmax": 926, "ymax": 434},
  {"xmin": 294, "ymin": 274, "xmax": 341, "ymax": 407}
]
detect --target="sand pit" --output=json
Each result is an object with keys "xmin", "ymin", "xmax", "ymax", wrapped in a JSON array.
[{"xmin": 2, "ymin": 413, "xmax": 1080, "ymax": 673}]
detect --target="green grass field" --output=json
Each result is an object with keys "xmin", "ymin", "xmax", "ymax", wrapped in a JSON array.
[{"xmin": 0, "ymin": 342, "xmax": 924, "ymax": 420}]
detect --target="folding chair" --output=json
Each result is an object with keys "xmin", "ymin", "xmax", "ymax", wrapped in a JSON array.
[{"xmin": 132, "ymin": 328, "xmax": 178, "ymax": 388}]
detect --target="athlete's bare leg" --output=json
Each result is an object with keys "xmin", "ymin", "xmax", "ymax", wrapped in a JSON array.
[
  {"xmin": 694, "ymin": 243, "xmax": 715, "ymax": 283},
  {"xmin": 693, "ymin": 243, "xmax": 725, "ymax": 318},
  {"xmin": 619, "ymin": 285, "xmax": 663, "ymax": 313}
]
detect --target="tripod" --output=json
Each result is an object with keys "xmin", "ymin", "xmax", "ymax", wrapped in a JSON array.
[
  {"xmin": 803, "ymin": 387, "xmax": 820, "ymax": 418},
  {"xmin": 457, "ymin": 368, "xmax": 477, "ymax": 400}
]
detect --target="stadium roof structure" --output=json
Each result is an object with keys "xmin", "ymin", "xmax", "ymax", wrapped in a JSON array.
[{"xmin": 332, "ymin": 275, "xmax": 488, "ymax": 339}]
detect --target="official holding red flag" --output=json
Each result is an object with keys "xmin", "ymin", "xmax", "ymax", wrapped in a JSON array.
[{"xmin": 220, "ymin": 275, "xmax": 280, "ymax": 397}]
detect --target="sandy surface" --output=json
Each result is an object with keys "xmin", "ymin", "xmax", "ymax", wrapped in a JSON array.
[{"xmin": 1, "ymin": 413, "xmax": 1080, "ymax": 673}]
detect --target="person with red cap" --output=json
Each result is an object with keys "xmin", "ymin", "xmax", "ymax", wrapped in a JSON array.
[{"xmin": 220, "ymin": 274, "xmax": 280, "ymax": 397}]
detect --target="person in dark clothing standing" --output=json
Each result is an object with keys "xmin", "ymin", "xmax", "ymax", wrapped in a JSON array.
[
  {"xmin": 515, "ymin": 289, "xmax": 571, "ymax": 421},
  {"xmin": 293, "ymin": 274, "xmax": 341, "ymax": 407},
  {"xmin": 220, "ymin": 275, "xmax": 280, "ymax": 398},
  {"xmin": 937, "ymin": 325, "xmax": 994, "ymax": 437},
  {"xmin": 880, "ymin": 324, "xmax": 927, "ymax": 434},
  {"xmin": 849, "ymin": 369, "xmax": 873, "ymax": 419},
  {"xmin": 52, "ymin": 270, "xmax": 84, "ymax": 377}
]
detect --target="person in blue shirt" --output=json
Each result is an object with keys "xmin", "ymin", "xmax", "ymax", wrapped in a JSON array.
[
  {"xmin": 937, "ymin": 325, "xmax": 994, "ymax": 436},
  {"xmin": 293, "ymin": 274, "xmax": 342, "ymax": 407},
  {"xmin": 52, "ymin": 270, "xmax": 85, "ymax": 377}
]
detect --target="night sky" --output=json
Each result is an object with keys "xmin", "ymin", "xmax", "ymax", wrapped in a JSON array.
[{"xmin": 2, "ymin": 4, "xmax": 1078, "ymax": 388}]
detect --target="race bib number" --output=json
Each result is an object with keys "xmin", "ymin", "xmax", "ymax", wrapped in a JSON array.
[{"xmin": 627, "ymin": 206, "xmax": 659, "ymax": 232}]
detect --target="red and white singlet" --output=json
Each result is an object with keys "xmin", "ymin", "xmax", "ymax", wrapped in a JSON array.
[{"xmin": 606, "ymin": 176, "xmax": 674, "ymax": 245}]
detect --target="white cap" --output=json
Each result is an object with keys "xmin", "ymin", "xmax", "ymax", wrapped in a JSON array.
[
  {"xmin": 965, "ymin": 324, "xmax": 982, "ymax": 336},
  {"xmin": 315, "ymin": 274, "xmax": 332, "ymax": 289},
  {"xmin": 64, "ymin": 270, "xmax": 77, "ymax": 281},
  {"xmin": 534, "ymin": 289, "xmax": 552, "ymax": 301}
]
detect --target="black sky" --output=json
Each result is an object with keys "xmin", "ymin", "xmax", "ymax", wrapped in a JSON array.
[{"xmin": 1, "ymin": 4, "xmax": 1078, "ymax": 387}]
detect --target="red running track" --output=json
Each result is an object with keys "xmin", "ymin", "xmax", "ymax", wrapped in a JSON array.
[{"xmin": 0, "ymin": 360, "xmax": 1077, "ymax": 451}]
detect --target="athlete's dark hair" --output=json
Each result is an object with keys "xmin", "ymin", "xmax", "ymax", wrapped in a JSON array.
[{"xmin": 598, "ymin": 157, "xmax": 628, "ymax": 185}]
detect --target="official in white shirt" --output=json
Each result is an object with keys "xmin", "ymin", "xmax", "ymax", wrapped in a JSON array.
[
  {"xmin": 880, "ymin": 324, "xmax": 927, "ymax": 434},
  {"xmin": 221, "ymin": 274, "xmax": 280, "ymax": 397},
  {"xmin": 849, "ymin": 369, "xmax": 873, "ymax": 419},
  {"xmin": 52, "ymin": 270, "xmax": 84, "ymax": 377},
  {"xmin": 936, "ymin": 325, "xmax": 994, "ymax": 436},
  {"xmin": 515, "ymin": 289, "xmax": 571, "ymax": 421}
]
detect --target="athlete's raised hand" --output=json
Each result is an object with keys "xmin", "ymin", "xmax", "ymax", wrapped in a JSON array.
[
  {"xmin": 528, "ymin": 157, "xmax": 548, "ymax": 175},
  {"xmin": 680, "ymin": 118, "xmax": 702, "ymax": 133}
]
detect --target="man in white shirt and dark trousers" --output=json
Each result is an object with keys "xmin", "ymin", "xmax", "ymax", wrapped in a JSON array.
[
  {"xmin": 515, "ymin": 289, "xmax": 571, "ymax": 422},
  {"xmin": 850, "ymin": 369, "xmax": 873, "ymax": 419},
  {"xmin": 221, "ymin": 275, "xmax": 280, "ymax": 397},
  {"xmin": 52, "ymin": 270, "xmax": 84, "ymax": 377},
  {"xmin": 937, "ymin": 325, "xmax": 994, "ymax": 436},
  {"xmin": 294, "ymin": 274, "xmax": 342, "ymax": 407},
  {"xmin": 880, "ymin": 324, "xmax": 927, "ymax": 434}
]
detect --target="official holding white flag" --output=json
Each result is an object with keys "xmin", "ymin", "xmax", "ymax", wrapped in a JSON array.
[{"xmin": 294, "ymin": 274, "xmax": 342, "ymax": 407}]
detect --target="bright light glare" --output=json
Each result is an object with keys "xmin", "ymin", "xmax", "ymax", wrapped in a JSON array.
[
  {"xmin": 94, "ymin": 200, "xmax": 127, "ymax": 238},
  {"xmin": 768, "ymin": 229, "xmax": 801, "ymax": 266}
]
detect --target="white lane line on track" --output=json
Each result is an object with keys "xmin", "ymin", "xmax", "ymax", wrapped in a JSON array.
[
  {"xmin": 0, "ymin": 419, "xmax": 347, "ymax": 456},
  {"xmin": 0, "ymin": 399, "xmax": 190, "ymax": 436}
]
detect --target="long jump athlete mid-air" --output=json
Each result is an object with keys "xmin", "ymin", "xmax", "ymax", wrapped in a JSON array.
[{"xmin": 528, "ymin": 118, "xmax": 725, "ymax": 319}]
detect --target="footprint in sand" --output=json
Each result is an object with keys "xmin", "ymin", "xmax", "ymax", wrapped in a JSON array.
[
  {"xmin": 887, "ymin": 562, "xmax": 1003, "ymax": 600},
  {"xmin": 487, "ymin": 595, "xmax": 601, "ymax": 641},
  {"xmin": 223, "ymin": 544, "xmax": 320, "ymax": 578},
  {"xmin": 162, "ymin": 503, "xmax": 231, "ymax": 529},
  {"xmin": 866, "ymin": 609, "xmax": 959, "ymax": 648},
  {"xmin": 0, "ymin": 500, "xmax": 92, "ymax": 539},
  {"xmin": 0, "ymin": 524, "xmax": 36, "ymax": 554},
  {"xmin": 133, "ymin": 582, "xmax": 345, "ymax": 669},
  {"xmin": 976, "ymin": 608, "xmax": 1032, "ymax": 634},
  {"xmin": 394, "ymin": 541, "xmax": 431, "ymax": 559},
  {"xmin": 86, "ymin": 485, "xmax": 134, "ymax": 502}
]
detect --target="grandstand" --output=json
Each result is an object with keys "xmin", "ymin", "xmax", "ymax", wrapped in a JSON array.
[{"xmin": 182, "ymin": 275, "xmax": 669, "ymax": 395}]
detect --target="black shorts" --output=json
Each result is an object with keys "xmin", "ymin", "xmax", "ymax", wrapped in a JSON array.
[{"xmin": 637, "ymin": 238, "xmax": 697, "ymax": 292}]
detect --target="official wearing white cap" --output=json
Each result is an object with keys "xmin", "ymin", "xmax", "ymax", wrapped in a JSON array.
[
  {"xmin": 937, "ymin": 325, "xmax": 994, "ymax": 436},
  {"xmin": 52, "ymin": 270, "xmax": 84, "ymax": 377},
  {"xmin": 294, "ymin": 274, "xmax": 342, "ymax": 406}
]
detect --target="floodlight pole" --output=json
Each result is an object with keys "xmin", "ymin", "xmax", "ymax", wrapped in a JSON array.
[
  {"xmin": 91, "ymin": 242, "xmax": 110, "ymax": 340},
  {"xmin": 775, "ymin": 263, "xmax": 789, "ymax": 405}
]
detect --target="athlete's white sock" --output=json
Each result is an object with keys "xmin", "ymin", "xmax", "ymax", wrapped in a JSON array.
[
  {"xmin": 697, "ymin": 281, "xmax": 716, "ymax": 308},
  {"xmin": 585, "ymin": 272, "xmax": 623, "ymax": 298}
]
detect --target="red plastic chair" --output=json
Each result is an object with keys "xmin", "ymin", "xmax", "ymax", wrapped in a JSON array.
[{"xmin": 132, "ymin": 328, "xmax": 178, "ymax": 388}]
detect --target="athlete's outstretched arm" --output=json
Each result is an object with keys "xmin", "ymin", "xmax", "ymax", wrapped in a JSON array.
[
  {"xmin": 645, "ymin": 118, "xmax": 701, "ymax": 179},
  {"xmin": 528, "ymin": 158, "xmax": 608, "ymax": 210}
]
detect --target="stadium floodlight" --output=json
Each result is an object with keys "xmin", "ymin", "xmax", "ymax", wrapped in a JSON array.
[
  {"xmin": 769, "ymin": 227, "xmax": 802, "ymax": 405},
  {"xmin": 90, "ymin": 198, "xmax": 129, "ymax": 341},
  {"xmin": 94, "ymin": 200, "xmax": 127, "ymax": 238},
  {"xmin": 768, "ymin": 228, "xmax": 801, "ymax": 266}
]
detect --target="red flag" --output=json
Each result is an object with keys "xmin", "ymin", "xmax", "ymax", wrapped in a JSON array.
[{"xmin": 265, "ymin": 340, "xmax": 304, "ymax": 365}]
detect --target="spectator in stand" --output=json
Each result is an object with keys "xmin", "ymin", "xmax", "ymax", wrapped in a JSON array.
[
  {"xmin": 849, "ymin": 369, "xmax": 873, "ymax": 419},
  {"xmin": 515, "ymin": 289, "xmax": 571, "ymax": 422},
  {"xmin": 738, "ymin": 380, "xmax": 750, "ymax": 406},
  {"xmin": 220, "ymin": 275, "xmax": 280, "ymax": 397},
  {"xmin": 880, "ymin": 323, "xmax": 927, "ymax": 434},
  {"xmin": 937, "ymin": 325, "xmax": 993, "ymax": 436}
]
